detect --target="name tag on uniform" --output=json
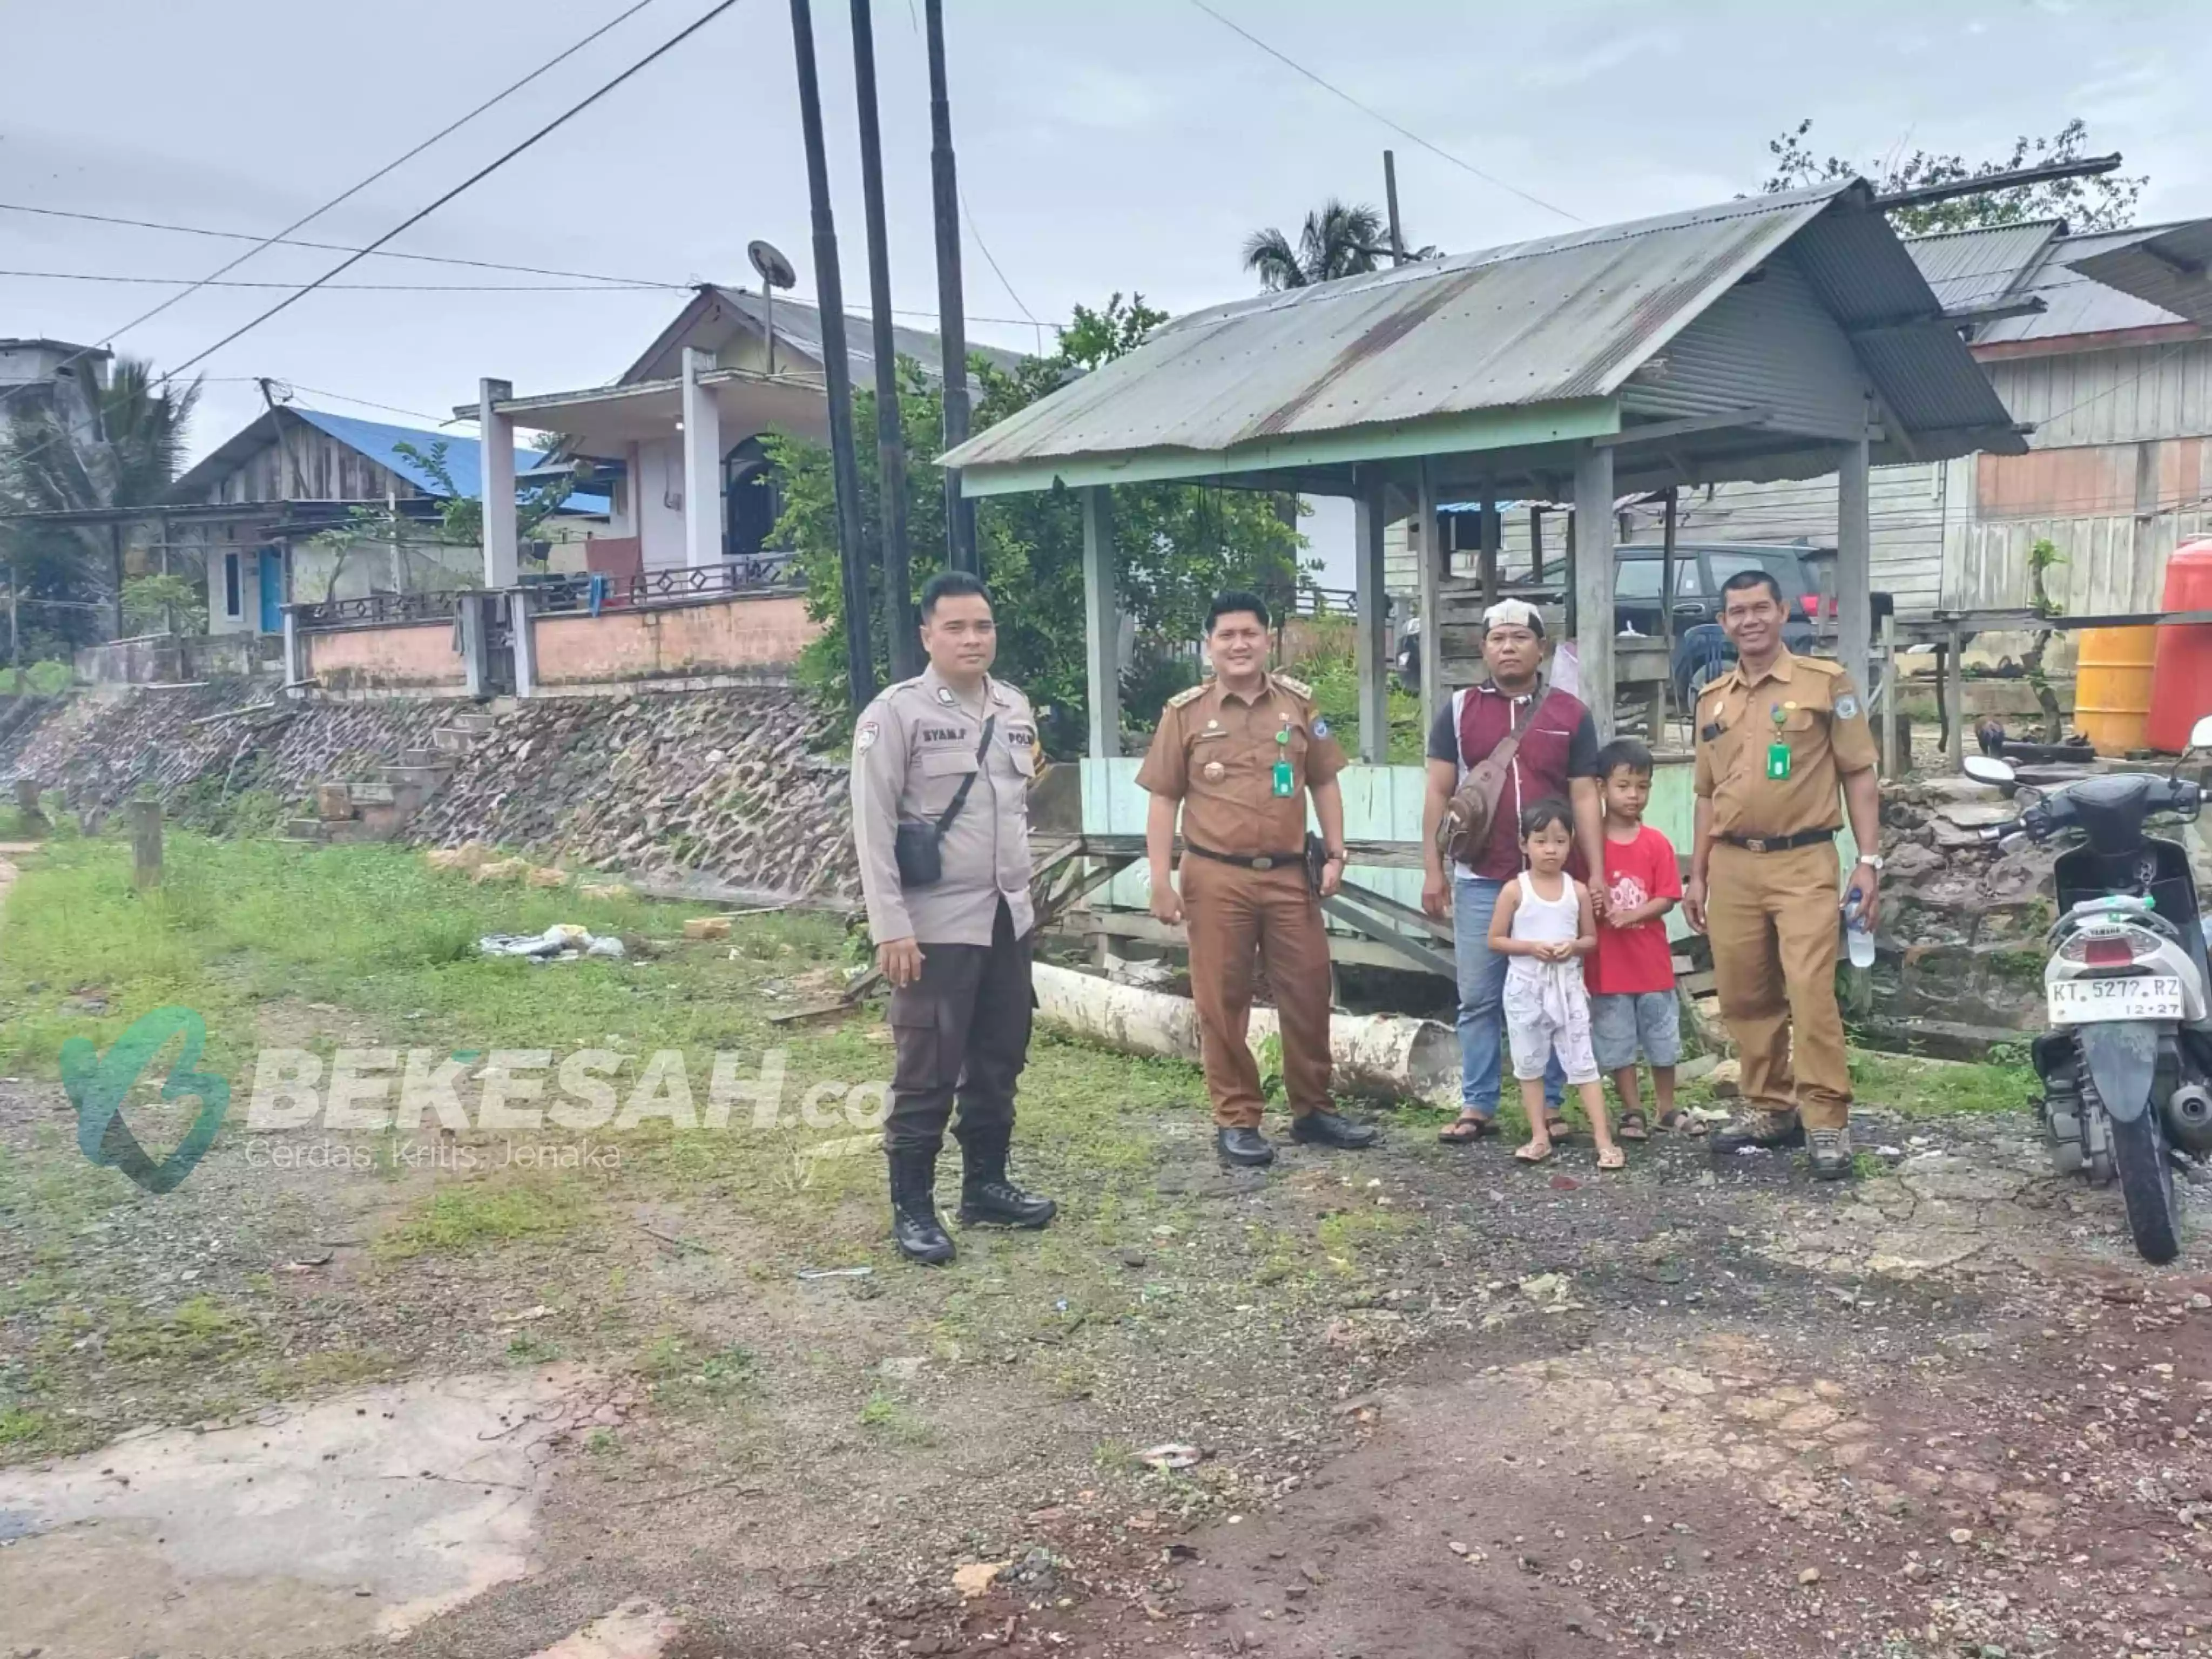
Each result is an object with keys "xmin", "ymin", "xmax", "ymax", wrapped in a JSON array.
[
  {"xmin": 1766, "ymin": 743, "xmax": 1791, "ymax": 780},
  {"xmin": 1271, "ymin": 759, "xmax": 1294, "ymax": 797}
]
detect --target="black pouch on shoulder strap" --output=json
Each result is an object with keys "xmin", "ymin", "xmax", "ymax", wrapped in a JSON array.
[{"xmin": 894, "ymin": 717, "xmax": 995, "ymax": 888}]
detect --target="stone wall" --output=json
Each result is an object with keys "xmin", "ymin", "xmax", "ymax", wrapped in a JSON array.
[
  {"xmin": 1862, "ymin": 778, "xmax": 2059, "ymax": 1051},
  {"xmin": 1, "ymin": 684, "xmax": 450, "ymax": 829},
  {"xmin": 407, "ymin": 687, "xmax": 855, "ymax": 900}
]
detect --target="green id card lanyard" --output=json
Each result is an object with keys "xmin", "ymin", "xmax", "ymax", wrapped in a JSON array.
[
  {"xmin": 1766, "ymin": 702, "xmax": 1793, "ymax": 780},
  {"xmin": 1272, "ymin": 723, "xmax": 1296, "ymax": 797}
]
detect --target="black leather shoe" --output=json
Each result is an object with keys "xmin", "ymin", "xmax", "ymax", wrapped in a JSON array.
[
  {"xmin": 887, "ymin": 1148, "xmax": 955, "ymax": 1265},
  {"xmin": 954, "ymin": 1123, "xmax": 1056, "ymax": 1228},
  {"xmin": 1290, "ymin": 1110, "xmax": 1380, "ymax": 1150},
  {"xmin": 1216, "ymin": 1127, "xmax": 1276, "ymax": 1166},
  {"xmin": 1709, "ymin": 1108, "xmax": 1805, "ymax": 1155}
]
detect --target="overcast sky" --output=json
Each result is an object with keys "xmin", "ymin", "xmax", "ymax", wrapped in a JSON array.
[{"xmin": 5, "ymin": 0, "xmax": 2207, "ymax": 579}]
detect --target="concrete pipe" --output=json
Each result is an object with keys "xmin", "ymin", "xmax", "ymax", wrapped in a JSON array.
[{"xmin": 1030, "ymin": 961, "xmax": 1456, "ymax": 1106}]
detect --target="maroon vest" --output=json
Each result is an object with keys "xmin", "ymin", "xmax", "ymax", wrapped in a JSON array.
[{"xmin": 1454, "ymin": 684, "xmax": 1587, "ymax": 881}]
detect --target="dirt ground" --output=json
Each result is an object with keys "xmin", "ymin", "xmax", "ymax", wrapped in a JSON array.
[{"xmin": 2, "ymin": 867, "xmax": 2210, "ymax": 1658}]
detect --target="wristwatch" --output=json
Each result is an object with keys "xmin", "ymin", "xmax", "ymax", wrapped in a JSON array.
[
  {"xmin": 1857, "ymin": 854, "xmax": 1884, "ymax": 872},
  {"xmin": 1325, "ymin": 847, "xmax": 1347, "ymax": 863}
]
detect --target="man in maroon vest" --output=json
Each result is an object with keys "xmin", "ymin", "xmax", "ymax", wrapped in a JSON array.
[{"xmin": 1419, "ymin": 601, "xmax": 1606, "ymax": 1142}]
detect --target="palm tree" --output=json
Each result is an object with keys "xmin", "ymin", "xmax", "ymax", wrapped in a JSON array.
[
  {"xmin": 0, "ymin": 358, "xmax": 201, "ymax": 638},
  {"xmin": 1242, "ymin": 199, "xmax": 1388, "ymax": 291}
]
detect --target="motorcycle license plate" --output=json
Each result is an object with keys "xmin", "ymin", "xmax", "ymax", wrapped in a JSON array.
[{"xmin": 2048, "ymin": 975, "xmax": 2184, "ymax": 1024}]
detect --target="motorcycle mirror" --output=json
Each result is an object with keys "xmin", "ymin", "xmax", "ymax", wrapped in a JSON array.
[{"xmin": 1963, "ymin": 754, "xmax": 2016, "ymax": 786}]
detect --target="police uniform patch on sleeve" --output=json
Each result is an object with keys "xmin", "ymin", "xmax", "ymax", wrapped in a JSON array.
[
  {"xmin": 1311, "ymin": 716, "xmax": 1331, "ymax": 739},
  {"xmin": 855, "ymin": 721, "xmax": 880, "ymax": 753},
  {"xmin": 1835, "ymin": 694, "xmax": 1860, "ymax": 721}
]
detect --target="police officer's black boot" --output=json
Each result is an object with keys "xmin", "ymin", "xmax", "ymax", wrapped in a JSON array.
[
  {"xmin": 955, "ymin": 1123, "xmax": 1056, "ymax": 1228},
  {"xmin": 887, "ymin": 1148, "xmax": 956, "ymax": 1265}
]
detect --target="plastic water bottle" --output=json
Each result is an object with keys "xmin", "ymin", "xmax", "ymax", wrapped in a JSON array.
[{"xmin": 1843, "ymin": 889, "xmax": 1876, "ymax": 970}]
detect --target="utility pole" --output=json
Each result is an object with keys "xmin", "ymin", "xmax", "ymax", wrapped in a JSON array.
[
  {"xmin": 788, "ymin": 0, "xmax": 876, "ymax": 706},
  {"xmin": 8, "ymin": 582, "xmax": 19, "ymax": 696},
  {"xmin": 1382, "ymin": 150, "xmax": 1406, "ymax": 264},
  {"xmin": 925, "ymin": 0, "xmax": 977, "ymax": 574},
  {"xmin": 849, "ymin": 0, "xmax": 918, "ymax": 680}
]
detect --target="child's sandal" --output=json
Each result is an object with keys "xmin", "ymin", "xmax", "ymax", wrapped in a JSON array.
[
  {"xmin": 1514, "ymin": 1139, "xmax": 1555, "ymax": 1165},
  {"xmin": 1596, "ymin": 1145, "xmax": 1627, "ymax": 1171},
  {"xmin": 1617, "ymin": 1111, "xmax": 1649, "ymax": 1142}
]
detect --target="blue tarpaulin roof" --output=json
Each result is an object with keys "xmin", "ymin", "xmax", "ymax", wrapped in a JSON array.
[{"xmin": 288, "ymin": 407, "xmax": 609, "ymax": 514}]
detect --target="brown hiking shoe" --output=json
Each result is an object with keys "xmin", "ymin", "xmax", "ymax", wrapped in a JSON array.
[
  {"xmin": 1808, "ymin": 1125, "xmax": 1856, "ymax": 1180},
  {"xmin": 1709, "ymin": 1108, "xmax": 1806, "ymax": 1154}
]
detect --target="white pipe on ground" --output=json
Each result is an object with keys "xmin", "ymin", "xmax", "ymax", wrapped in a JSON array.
[{"xmin": 1030, "ymin": 961, "xmax": 1457, "ymax": 1106}]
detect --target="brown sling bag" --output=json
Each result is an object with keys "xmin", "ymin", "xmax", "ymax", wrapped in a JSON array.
[{"xmin": 1437, "ymin": 685, "xmax": 1546, "ymax": 869}]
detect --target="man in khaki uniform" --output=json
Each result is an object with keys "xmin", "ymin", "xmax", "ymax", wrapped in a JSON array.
[
  {"xmin": 1684, "ymin": 568, "xmax": 1882, "ymax": 1179},
  {"xmin": 851, "ymin": 570, "xmax": 1054, "ymax": 1264},
  {"xmin": 1138, "ymin": 589, "xmax": 1378, "ymax": 1166}
]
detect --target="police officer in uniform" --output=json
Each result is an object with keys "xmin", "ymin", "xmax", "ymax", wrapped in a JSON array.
[
  {"xmin": 1683, "ymin": 568, "xmax": 1882, "ymax": 1179},
  {"xmin": 851, "ymin": 570, "xmax": 1055, "ymax": 1263},
  {"xmin": 1138, "ymin": 590, "xmax": 1379, "ymax": 1166}
]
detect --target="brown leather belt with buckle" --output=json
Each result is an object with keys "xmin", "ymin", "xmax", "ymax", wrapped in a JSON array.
[
  {"xmin": 1183, "ymin": 841, "xmax": 1304, "ymax": 872},
  {"xmin": 1719, "ymin": 827, "xmax": 1837, "ymax": 854}
]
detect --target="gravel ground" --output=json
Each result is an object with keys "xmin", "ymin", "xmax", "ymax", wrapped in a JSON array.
[{"xmin": 4, "ymin": 1020, "xmax": 2208, "ymax": 1659}]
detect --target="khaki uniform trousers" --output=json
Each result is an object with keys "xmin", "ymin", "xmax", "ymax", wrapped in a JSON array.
[
  {"xmin": 1706, "ymin": 840, "xmax": 1851, "ymax": 1131},
  {"xmin": 1181, "ymin": 858, "xmax": 1333, "ymax": 1129}
]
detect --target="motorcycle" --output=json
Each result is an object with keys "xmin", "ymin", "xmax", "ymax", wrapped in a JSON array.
[{"xmin": 1964, "ymin": 718, "xmax": 2212, "ymax": 1264}]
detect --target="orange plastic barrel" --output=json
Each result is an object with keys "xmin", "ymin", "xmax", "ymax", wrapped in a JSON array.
[
  {"xmin": 2075, "ymin": 626, "xmax": 2158, "ymax": 757},
  {"xmin": 2148, "ymin": 536, "xmax": 2212, "ymax": 753}
]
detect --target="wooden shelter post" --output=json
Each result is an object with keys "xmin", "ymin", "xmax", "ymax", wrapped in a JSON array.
[
  {"xmin": 1836, "ymin": 435, "xmax": 1873, "ymax": 694},
  {"xmin": 1416, "ymin": 459, "xmax": 1443, "ymax": 739},
  {"xmin": 1352, "ymin": 468, "xmax": 1391, "ymax": 764},
  {"xmin": 1573, "ymin": 442, "xmax": 1616, "ymax": 734},
  {"xmin": 1082, "ymin": 486, "xmax": 1121, "ymax": 758}
]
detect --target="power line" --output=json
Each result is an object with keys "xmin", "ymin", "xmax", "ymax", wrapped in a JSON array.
[
  {"xmin": 0, "ymin": 200, "xmax": 687, "ymax": 291},
  {"xmin": 1182, "ymin": 0, "xmax": 1583, "ymax": 226},
  {"xmin": 144, "ymin": 3, "xmax": 748, "ymax": 387},
  {"xmin": 0, "ymin": 0, "xmax": 667, "ymax": 409},
  {"xmin": 0, "ymin": 269, "xmax": 671, "ymax": 293}
]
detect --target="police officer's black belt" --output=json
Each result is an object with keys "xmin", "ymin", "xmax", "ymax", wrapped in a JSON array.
[
  {"xmin": 894, "ymin": 716, "xmax": 995, "ymax": 887},
  {"xmin": 1719, "ymin": 827, "xmax": 1836, "ymax": 853},
  {"xmin": 1183, "ymin": 841, "xmax": 1304, "ymax": 872}
]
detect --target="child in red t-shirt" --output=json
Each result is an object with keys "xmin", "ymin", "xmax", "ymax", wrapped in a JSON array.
[{"xmin": 1587, "ymin": 739, "xmax": 1684, "ymax": 1137}]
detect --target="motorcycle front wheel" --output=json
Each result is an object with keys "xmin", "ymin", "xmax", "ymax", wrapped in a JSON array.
[{"xmin": 2111, "ymin": 1111, "xmax": 2182, "ymax": 1265}]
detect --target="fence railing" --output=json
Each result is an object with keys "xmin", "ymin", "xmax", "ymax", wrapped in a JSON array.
[
  {"xmin": 290, "ymin": 590, "xmax": 461, "ymax": 631},
  {"xmin": 525, "ymin": 556, "xmax": 801, "ymax": 616}
]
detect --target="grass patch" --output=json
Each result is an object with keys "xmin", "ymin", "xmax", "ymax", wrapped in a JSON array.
[
  {"xmin": 106, "ymin": 1294, "xmax": 258, "ymax": 1365},
  {"xmin": 1849, "ymin": 1051, "xmax": 2038, "ymax": 1118},
  {"xmin": 638, "ymin": 1333, "xmax": 757, "ymax": 1409},
  {"xmin": 0, "ymin": 1407, "xmax": 51, "ymax": 1451},
  {"xmin": 375, "ymin": 1182, "xmax": 589, "ymax": 1258},
  {"xmin": 858, "ymin": 1387, "xmax": 937, "ymax": 1446}
]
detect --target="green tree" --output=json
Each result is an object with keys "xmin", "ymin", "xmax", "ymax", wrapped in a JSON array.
[
  {"xmin": 302, "ymin": 437, "xmax": 573, "ymax": 599},
  {"xmin": 1242, "ymin": 199, "xmax": 1387, "ymax": 290},
  {"xmin": 767, "ymin": 293, "xmax": 1307, "ymax": 750},
  {"xmin": 1759, "ymin": 117, "xmax": 2144, "ymax": 234},
  {"xmin": 0, "ymin": 357, "xmax": 202, "ymax": 638}
]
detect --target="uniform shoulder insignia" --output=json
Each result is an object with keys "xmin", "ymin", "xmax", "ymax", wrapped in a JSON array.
[
  {"xmin": 1166, "ymin": 683, "xmax": 1209, "ymax": 709},
  {"xmin": 1796, "ymin": 656, "xmax": 1844, "ymax": 676},
  {"xmin": 1272, "ymin": 672, "xmax": 1312, "ymax": 699}
]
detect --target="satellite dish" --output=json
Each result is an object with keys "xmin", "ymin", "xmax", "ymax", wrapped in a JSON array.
[{"xmin": 748, "ymin": 239, "xmax": 797, "ymax": 291}]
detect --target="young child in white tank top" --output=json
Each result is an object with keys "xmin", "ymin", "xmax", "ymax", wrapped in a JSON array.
[{"xmin": 1486, "ymin": 799, "xmax": 1625, "ymax": 1170}]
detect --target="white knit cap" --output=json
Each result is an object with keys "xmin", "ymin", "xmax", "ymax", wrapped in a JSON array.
[{"xmin": 1483, "ymin": 598, "xmax": 1545, "ymax": 637}]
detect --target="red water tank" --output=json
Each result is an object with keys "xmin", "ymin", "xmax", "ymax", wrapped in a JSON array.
[{"xmin": 2148, "ymin": 536, "xmax": 2212, "ymax": 752}]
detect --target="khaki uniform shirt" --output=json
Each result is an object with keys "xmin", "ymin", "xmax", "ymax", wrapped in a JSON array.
[
  {"xmin": 1693, "ymin": 649, "xmax": 1878, "ymax": 838},
  {"xmin": 851, "ymin": 665, "xmax": 1038, "ymax": 946},
  {"xmin": 1134, "ymin": 671, "xmax": 1347, "ymax": 857}
]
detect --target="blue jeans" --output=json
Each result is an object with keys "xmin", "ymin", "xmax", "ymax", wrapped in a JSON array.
[{"xmin": 1452, "ymin": 875, "xmax": 1565, "ymax": 1117}]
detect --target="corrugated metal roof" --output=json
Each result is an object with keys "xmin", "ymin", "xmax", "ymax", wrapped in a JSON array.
[
  {"xmin": 1953, "ymin": 220, "xmax": 2210, "ymax": 345},
  {"xmin": 2062, "ymin": 221, "xmax": 2212, "ymax": 327},
  {"xmin": 1901, "ymin": 221, "xmax": 2061, "ymax": 311},
  {"xmin": 167, "ymin": 408, "xmax": 610, "ymax": 514},
  {"xmin": 942, "ymin": 180, "xmax": 2019, "ymax": 477},
  {"xmin": 620, "ymin": 286, "xmax": 1022, "ymax": 392}
]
